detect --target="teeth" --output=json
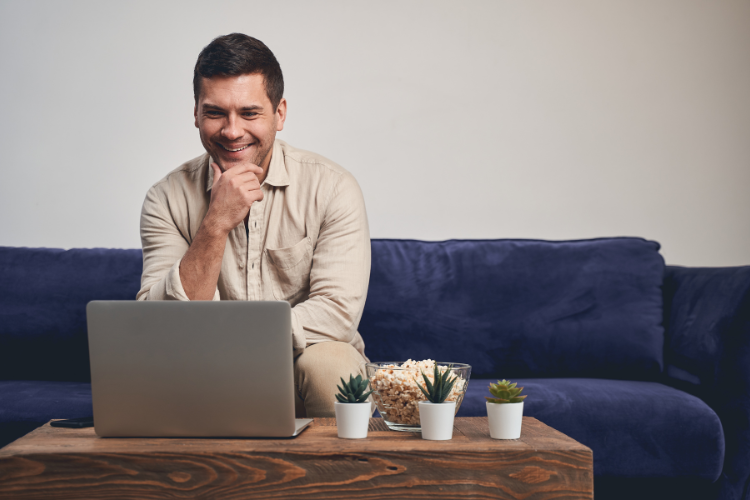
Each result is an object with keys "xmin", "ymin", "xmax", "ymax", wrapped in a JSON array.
[{"xmin": 221, "ymin": 144, "xmax": 250, "ymax": 152}]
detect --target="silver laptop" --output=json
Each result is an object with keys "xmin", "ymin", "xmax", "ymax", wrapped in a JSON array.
[{"xmin": 86, "ymin": 301, "xmax": 312, "ymax": 438}]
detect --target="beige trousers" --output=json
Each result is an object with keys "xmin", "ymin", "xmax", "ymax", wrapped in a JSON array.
[{"xmin": 294, "ymin": 341, "xmax": 369, "ymax": 418}]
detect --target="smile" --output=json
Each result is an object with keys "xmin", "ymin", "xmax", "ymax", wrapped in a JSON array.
[{"xmin": 218, "ymin": 143, "xmax": 252, "ymax": 152}]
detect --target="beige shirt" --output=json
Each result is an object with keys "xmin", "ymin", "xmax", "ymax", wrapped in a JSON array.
[{"xmin": 137, "ymin": 139, "xmax": 371, "ymax": 358}]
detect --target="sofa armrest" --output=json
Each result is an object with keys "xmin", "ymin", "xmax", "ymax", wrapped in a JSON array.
[{"xmin": 663, "ymin": 265, "xmax": 750, "ymax": 500}]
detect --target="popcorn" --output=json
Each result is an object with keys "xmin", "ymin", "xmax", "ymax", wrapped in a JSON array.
[{"xmin": 369, "ymin": 359, "xmax": 467, "ymax": 426}]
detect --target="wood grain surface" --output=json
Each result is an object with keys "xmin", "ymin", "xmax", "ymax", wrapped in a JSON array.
[{"xmin": 0, "ymin": 417, "xmax": 593, "ymax": 499}]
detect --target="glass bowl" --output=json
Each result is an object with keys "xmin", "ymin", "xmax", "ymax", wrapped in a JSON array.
[{"xmin": 365, "ymin": 360, "xmax": 472, "ymax": 432}]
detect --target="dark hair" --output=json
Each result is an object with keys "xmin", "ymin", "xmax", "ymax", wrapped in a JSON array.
[{"xmin": 193, "ymin": 33, "xmax": 284, "ymax": 109}]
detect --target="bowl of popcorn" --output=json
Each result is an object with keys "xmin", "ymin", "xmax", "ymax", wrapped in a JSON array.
[{"xmin": 365, "ymin": 359, "xmax": 471, "ymax": 432}]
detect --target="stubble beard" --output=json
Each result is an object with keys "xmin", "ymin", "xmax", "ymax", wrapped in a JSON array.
[{"xmin": 251, "ymin": 141, "xmax": 273, "ymax": 171}]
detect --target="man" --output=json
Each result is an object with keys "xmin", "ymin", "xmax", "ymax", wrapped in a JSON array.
[{"xmin": 137, "ymin": 33, "xmax": 371, "ymax": 418}]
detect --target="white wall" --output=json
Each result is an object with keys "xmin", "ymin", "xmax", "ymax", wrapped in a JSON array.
[{"xmin": 1, "ymin": 0, "xmax": 748, "ymax": 266}]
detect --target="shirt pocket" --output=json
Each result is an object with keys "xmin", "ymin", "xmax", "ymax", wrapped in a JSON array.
[{"xmin": 265, "ymin": 236, "xmax": 313, "ymax": 302}]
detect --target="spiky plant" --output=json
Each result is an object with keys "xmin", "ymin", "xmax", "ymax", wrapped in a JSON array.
[
  {"xmin": 336, "ymin": 374, "xmax": 373, "ymax": 403},
  {"xmin": 485, "ymin": 379, "xmax": 527, "ymax": 404},
  {"xmin": 415, "ymin": 364, "xmax": 458, "ymax": 404}
]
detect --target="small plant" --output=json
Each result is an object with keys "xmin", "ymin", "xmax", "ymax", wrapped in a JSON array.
[
  {"xmin": 486, "ymin": 379, "xmax": 527, "ymax": 404},
  {"xmin": 415, "ymin": 364, "xmax": 458, "ymax": 404},
  {"xmin": 336, "ymin": 374, "xmax": 373, "ymax": 403}
]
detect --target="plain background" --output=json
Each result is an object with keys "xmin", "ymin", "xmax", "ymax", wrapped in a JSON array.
[{"xmin": 1, "ymin": 0, "xmax": 748, "ymax": 266}]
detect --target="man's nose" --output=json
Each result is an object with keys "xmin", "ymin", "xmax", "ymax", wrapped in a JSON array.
[{"xmin": 221, "ymin": 115, "xmax": 243, "ymax": 141}]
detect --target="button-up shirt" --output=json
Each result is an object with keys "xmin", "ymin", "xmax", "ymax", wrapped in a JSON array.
[{"xmin": 137, "ymin": 140, "xmax": 371, "ymax": 358}]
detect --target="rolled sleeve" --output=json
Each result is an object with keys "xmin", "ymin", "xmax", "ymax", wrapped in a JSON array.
[{"xmin": 137, "ymin": 184, "xmax": 219, "ymax": 301}]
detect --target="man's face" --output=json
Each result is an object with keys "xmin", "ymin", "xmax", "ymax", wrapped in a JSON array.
[{"xmin": 194, "ymin": 73, "xmax": 286, "ymax": 175}]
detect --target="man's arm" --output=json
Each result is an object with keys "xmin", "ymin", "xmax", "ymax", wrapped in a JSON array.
[
  {"xmin": 289, "ymin": 171, "xmax": 371, "ymax": 351},
  {"xmin": 138, "ymin": 162, "xmax": 264, "ymax": 301},
  {"xmin": 178, "ymin": 162, "xmax": 264, "ymax": 299}
]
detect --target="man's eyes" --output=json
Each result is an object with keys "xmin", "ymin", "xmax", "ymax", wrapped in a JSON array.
[{"xmin": 204, "ymin": 111, "xmax": 257, "ymax": 118}]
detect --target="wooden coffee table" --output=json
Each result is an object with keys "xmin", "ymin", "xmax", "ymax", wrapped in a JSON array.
[{"xmin": 0, "ymin": 417, "xmax": 592, "ymax": 499}]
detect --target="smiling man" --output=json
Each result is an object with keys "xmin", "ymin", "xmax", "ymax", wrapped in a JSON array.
[{"xmin": 137, "ymin": 34, "xmax": 371, "ymax": 418}]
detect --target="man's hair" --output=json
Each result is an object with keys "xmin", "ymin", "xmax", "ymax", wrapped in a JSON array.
[{"xmin": 193, "ymin": 33, "xmax": 284, "ymax": 110}]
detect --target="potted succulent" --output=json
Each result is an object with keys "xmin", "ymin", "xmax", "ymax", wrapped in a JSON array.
[
  {"xmin": 334, "ymin": 374, "xmax": 373, "ymax": 439},
  {"xmin": 485, "ymin": 379, "xmax": 527, "ymax": 439},
  {"xmin": 416, "ymin": 364, "xmax": 459, "ymax": 440}
]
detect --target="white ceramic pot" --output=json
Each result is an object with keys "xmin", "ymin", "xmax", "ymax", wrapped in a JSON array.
[
  {"xmin": 418, "ymin": 401, "xmax": 456, "ymax": 440},
  {"xmin": 486, "ymin": 401, "xmax": 524, "ymax": 439},
  {"xmin": 334, "ymin": 401, "xmax": 371, "ymax": 439}
]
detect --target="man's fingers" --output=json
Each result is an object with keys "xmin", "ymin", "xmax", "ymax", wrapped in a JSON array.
[
  {"xmin": 232, "ymin": 170, "xmax": 263, "ymax": 185},
  {"xmin": 246, "ymin": 189, "xmax": 264, "ymax": 204},
  {"xmin": 222, "ymin": 162, "xmax": 264, "ymax": 177}
]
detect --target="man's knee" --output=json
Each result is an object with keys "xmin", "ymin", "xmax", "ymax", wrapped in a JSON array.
[
  {"xmin": 295, "ymin": 341, "xmax": 366, "ymax": 379},
  {"xmin": 294, "ymin": 342, "xmax": 368, "ymax": 418}
]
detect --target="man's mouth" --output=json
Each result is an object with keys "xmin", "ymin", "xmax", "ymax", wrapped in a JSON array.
[{"xmin": 218, "ymin": 143, "xmax": 252, "ymax": 152}]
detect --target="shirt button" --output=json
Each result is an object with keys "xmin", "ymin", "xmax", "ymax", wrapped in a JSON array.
[{"xmin": 239, "ymin": 261, "xmax": 245, "ymax": 269}]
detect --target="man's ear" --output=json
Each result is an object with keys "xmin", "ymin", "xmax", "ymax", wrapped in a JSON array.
[
  {"xmin": 194, "ymin": 104, "xmax": 199, "ymax": 128},
  {"xmin": 275, "ymin": 98, "xmax": 287, "ymax": 132}
]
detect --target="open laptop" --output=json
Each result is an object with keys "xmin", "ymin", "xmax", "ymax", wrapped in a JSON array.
[{"xmin": 86, "ymin": 301, "xmax": 312, "ymax": 438}]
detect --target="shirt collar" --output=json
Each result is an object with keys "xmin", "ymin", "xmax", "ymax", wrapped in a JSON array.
[
  {"xmin": 264, "ymin": 140, "xmax": 290, "ymax": 187},
  {"xmin": 206, "ymin": 140, "xmax": 289, "ymax": 192}
]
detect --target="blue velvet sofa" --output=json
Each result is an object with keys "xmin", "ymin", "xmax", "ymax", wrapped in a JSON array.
[{"xmin": 1, "ymin": 238, "xmax": 748, "ymax": 500}]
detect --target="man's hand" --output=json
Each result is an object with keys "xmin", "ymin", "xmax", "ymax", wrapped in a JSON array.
[{"xmin": 205, "ymin": 161, "xmax": 265, "ymax": 233}]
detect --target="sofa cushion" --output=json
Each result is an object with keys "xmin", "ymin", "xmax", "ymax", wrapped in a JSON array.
[
  {"xmin": 458, "ymin": 378, "xmax": 724, "ymax": 480},
  {"xmin": 0, "ymin": 247, "xmax": 142, "ymax": 382},
  {"xmin": 360, "ymin": 238, "xmax": 665, "ymax": 379},
  {"xmin": 0, "ymin": 381, "xmax": 92, "ymax": 448}
]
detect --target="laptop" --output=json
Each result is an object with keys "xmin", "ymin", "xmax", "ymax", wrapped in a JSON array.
[{"xmin": 86, "ymin": 300, "xmax": 313, "ymax": 438}]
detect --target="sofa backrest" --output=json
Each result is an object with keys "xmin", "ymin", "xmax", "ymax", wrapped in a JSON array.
[
  {"xmin": 0, "ymin": 238, "xmax": 666, "ymax": 382},
  {"xmin": 0, "ymin": 247, "xmax": 142, "ymax": 382},
  {"xmin": 359, "ymin": 237, "xmax": 666, "ymax": 380}
]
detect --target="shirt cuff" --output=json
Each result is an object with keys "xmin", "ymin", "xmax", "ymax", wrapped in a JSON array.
[
  {"xmin": 161, "ymin": 258, "xmax": 220, "ymax": 301},
  {"xmin": 164, "ymin": 258, "xmax": 190, "ymax": 300}
]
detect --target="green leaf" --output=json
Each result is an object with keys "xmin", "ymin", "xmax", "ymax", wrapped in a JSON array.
[
  {"xmin": 432, "ymin": 365, "xmax": 443, "ymax": 402},
  {"xmin": 487, "ymin": 379, "xmax": 526, "ymax": 403},
  {"xmin": 414, "ymin": 377, "xmax": 431, "ymax": 401},
  {"xmin": 359, "ymin": 390, "xmax": 374, "ymax": 402},
  {"xmin": 336, "ymin": 373, "xmax": 374, "ymax": 402},
  {"xmin": 486, "ymin": 397, "xmax": 507, "ymax": 404},
  {"xmin": 420, "ymin": 370, "xmax": 435, "ymax": 402},
  {"xmin": 441, "ymin": 374, "xmax": 458, "ymax": 402},
  {"xmin": 353, "ymin": 383, "xmax": 364, "ymax": 399}
]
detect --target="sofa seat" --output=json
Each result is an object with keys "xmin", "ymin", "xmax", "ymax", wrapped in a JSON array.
[
  {"xmin": 459, "ymin": 378, "xmax": 724, "ymax": 480},
  {"xmin": 0, "ymin": 381, "xmax": 92, "ymax": 447}
]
